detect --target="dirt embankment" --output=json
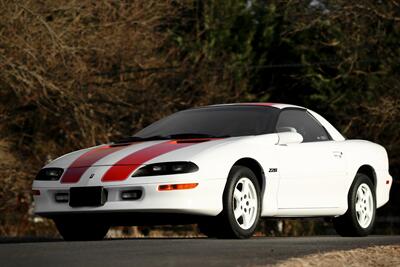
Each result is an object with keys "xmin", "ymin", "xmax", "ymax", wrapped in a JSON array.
[{"xmin": 270, "ymin": 245, "xmax": 400, "ymax": 267}]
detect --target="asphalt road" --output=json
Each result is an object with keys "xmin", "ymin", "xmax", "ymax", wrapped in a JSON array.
[{"xmin": 1, "ymin": 235, "xmax": 399, "ymax": 267}]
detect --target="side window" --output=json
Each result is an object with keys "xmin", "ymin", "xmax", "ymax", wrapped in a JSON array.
[{"xmin": 276, "ymin": 109, "xmax": 330, "ymax": 142}]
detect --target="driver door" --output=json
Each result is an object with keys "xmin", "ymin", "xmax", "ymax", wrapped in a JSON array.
[{"xmin": 276, "ymin": 109, "xmax": 346, "ymax": 209}]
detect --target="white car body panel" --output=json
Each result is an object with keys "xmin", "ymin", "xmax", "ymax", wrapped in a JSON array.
[
  {"xmin": 32, "ymin": 103, "xmax": 392, "ymax": 220},
  {"xmin": 276, "ymin": 141, "xmax": 347, "ymax": 210}
]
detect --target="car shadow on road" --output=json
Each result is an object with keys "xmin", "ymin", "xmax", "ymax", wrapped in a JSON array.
[
  {"xmin": 0, "ymin": 236, "xmax": 208, "ymax": 244},
  {"xmin": 0, "ymin": 237, "xmax": 63, "ymax": 244}
]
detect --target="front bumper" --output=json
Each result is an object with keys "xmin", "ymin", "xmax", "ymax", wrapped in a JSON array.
[{"xmin": 33, "ymin": 178, "xmax": 226, "ymax": 216}]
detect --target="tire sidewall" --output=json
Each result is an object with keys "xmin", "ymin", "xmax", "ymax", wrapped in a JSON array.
[
  {"xmin": 348, "ymin": 174, "xmax": 376, "ymax": 236},
  {"xmin": 222, "ymin": 166, "xmax": 261, "ymax": 238}
]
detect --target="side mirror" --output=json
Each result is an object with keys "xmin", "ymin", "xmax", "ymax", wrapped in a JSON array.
[
  {"xmin": 277, "ymin": 132, "xmax": 303, "ymax": 145},
  {"xmin": 276, "ymin": 126, "xmax": 297, "ymax": 133}
]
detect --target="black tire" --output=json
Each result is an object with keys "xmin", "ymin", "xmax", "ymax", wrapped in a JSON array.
[
  {"xmin": 333, "ymin": 173, "xmax": 376, "ymax": 237},
  {"xmin": 210, "ymin": 166, "xmax": 261, "ymax": 239},
  {"xmin": 54, "ymin": 216, "xmax": 109, "ymax": 241}
]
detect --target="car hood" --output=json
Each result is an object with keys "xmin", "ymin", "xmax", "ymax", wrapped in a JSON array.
[
  {"xmin": 46, "ymin": 139, "xmax": 228, "ymax": 169},
  {"xmin": 47, "ymin": 134, "xmax": 279, "ymax": 169}
]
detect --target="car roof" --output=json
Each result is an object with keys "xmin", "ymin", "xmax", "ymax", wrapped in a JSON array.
[
  {"xmin": 208, "ymin": 103, "xmax": 304, "ymax": 110},
  {"xmin": 191, "ymin": 103, "xmax": 346, "ymax": 142}
]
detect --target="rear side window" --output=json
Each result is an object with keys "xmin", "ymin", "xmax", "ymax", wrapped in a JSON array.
[{"xmin": 275, "ymin": 109, "xmax": 330, "ymax": 142}]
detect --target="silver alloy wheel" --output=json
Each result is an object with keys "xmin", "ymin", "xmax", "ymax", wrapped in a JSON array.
[
  {"xmin": 355, "ymin": 183, "xmax": 374, "ymax": 228},
  {"xmin": 232, "ymin": 177, "xmax": 258, "ymax": 230}
]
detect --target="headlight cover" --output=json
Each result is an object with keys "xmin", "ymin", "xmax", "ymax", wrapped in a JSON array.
[
  {"xmin": 132, "ymin": 162, "xmax": 199, "ymax": 177},
  {"xmin": 35, "ymin": 168, "xmax": 64, "ymax": 181}
]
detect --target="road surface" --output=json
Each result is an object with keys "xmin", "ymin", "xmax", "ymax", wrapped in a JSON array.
[{"xmin": 1, "ymin": 236, "xmax": 399, "ymax": 267}]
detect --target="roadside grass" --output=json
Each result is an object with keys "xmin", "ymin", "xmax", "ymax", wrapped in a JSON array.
[{"xmin": 270, "ymin": 245, "xmax": 400, "ymax": 267}]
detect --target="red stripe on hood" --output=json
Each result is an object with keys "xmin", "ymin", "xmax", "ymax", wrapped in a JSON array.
[
  {"xmin": 60, "ymin": 145, "xmax": 130, "ymax": 183},
  {"xmin": 101, "ymin": 140, "xmax": 198, "ymax": 182}
]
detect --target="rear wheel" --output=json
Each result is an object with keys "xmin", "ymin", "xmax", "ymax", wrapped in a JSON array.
[
  {"xmin": 54, "ymin": 216, "xmax": 109, "ymax": 241},
  {"xmin": 199, "ymin": 166, "xmax": 261, "ymax": 239},
  {"xmin": 333, "ymin": 173, "xmax": 376, "ymax": 237}
]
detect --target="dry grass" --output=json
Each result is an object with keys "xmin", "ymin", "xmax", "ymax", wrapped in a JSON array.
[
  {"xmin": 106, "ymin": 225, "xmax": 203, "ymax": 239},
  {"xmin": 0, "ymin": 0, "xmax": 180, "ymax": 236},
  {"xmin": 270, "ymin": 245, "xmax": 400, "ymax": 267}
]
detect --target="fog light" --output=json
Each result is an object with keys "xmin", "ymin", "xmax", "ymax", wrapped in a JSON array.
[
  {"xmin": 55, "ymin": 192, "xmax": 69, "ymax": 203},
  {"xmin": 121, "ymin": 190, "xmax": 142, "ymax": 200}
]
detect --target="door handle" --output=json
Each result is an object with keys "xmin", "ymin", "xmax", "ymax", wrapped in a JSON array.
[{"xmin": 333, "ymin": 151, "xmax": 343, "ymax": 158}]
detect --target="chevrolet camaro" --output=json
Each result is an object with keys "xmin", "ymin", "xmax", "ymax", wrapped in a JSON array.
[{"xmin": 32, "ymin": 103, "xmax": 392, "ymax": 240}]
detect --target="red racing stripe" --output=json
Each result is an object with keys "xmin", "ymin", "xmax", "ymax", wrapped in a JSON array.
[
  {"xmin": 61, "ymin": 145, "xmax": 130, "ymax": 183},
  {"xmin": 101, "ymin": 140, "xmax": 198, "ymax": 182}
]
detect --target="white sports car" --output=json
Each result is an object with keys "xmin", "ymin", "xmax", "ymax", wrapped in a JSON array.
[{"xmin": 32, "ymin": 103, "xmax": 392, "ymax": 240}]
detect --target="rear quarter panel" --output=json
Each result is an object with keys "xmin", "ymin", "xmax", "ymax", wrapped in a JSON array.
[{"xmin": 341, "ymin": 140, "xmax": 392, "ymax": 208}]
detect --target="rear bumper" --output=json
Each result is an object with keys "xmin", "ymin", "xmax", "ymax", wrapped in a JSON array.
[{"xmin": 33, "ymin": 178, "xmax": 226, "ymax": 216}]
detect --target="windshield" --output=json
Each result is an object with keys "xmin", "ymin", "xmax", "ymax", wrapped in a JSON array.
[{"xmin": 132, "ymin": 105, "xmax": 280, "ymax": 139}]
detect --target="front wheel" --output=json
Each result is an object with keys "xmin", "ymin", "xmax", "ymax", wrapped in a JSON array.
[
  {"xmin": 207, "ymin": 166, "xmax": 261, "ymax": 239},
  {"xmin": 54, "ymin": 216, "xmax": 110, "ymax": 241},
  {"xmin": 333, "ymin": 173, "xmax": 376, "ymax": 237}
]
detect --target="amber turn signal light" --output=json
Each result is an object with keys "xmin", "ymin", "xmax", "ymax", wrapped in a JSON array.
[{"xmin": 158, "ymin": 183, "xmax": 198, "ymax": 191}]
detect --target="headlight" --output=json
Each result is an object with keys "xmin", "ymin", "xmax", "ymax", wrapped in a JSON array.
[
  {"xmin": 35, "ymin": 168, "xmax": 64, "ymax": 181},
  {"xmin": 131, "ymin": 162, "xmax": 199, "ymax": 177}
]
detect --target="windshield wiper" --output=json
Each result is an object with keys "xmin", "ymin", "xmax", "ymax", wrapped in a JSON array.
[{"xmin": 165, "ymin": 133, "xmax": 230, "ymax": 139}]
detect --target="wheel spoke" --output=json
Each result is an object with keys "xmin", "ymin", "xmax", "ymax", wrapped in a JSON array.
[
  {"xmin": 249, "ymin": 206, "xmax": 255, "ymax": 216},
  {"xmin": 234, "ymin": 207, "xmax": 242, "ymax": 220},
  {"xmin": 357, "ymin": 188, "xmax": 363, "ymax": 202},
  {"xmin": 242, "ymin": 212, "xmax": 249, "ymax": 227},
  {"xmin": 360, "ymin": 210, "xmax": 365, "ymax": 225},
  {"xmin": 356, "ymin": 210, "xmax": 362, "ymax": 220},
  {"xmin": 355, "ymin": 203, "xmax": 361, "ymax": 213},
  {"xmin": 364, "ymin": 213, "xmax": 369, "ymax": 223},
  {"xmin": 248, "ymin": 199, "xmax": 257, "ymax": 209},
  {"xmin": 242, "ymin": 180, "xmax": 249, "ymax": 195},
  {"xmin": 234, "ymin": 188, "xmax": 242, "ymax": 202},
  {"xmin": 367, "ymin": 198, "xmax": 372, "ymax": 212}
]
